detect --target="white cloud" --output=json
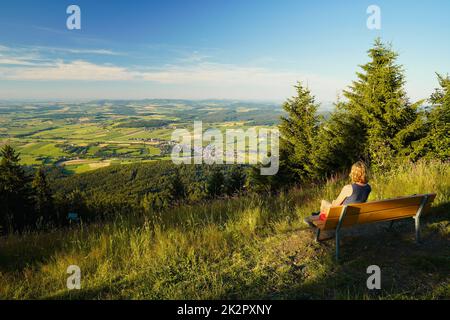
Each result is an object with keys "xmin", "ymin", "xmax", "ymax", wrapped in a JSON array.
[
  {"xmin": 29, "ymin": 46, "xmax": 123, "ymax": 56},
  {"xmin": 0, "ymin": 52, "xmax": 47, "ymax": 66},
  {"xmin": 0, "ymin": 59, "xmax": 345, "ymax": 100},
  {"xmin": 0, "ymin": 43, "xmax": 347, "ymax": 101},
  {"xmin": 139, "ymin": 63, "xmax": 296, "ymax": 84},
  {"xmin": 1, "ymin": 60, "xmax": 133, "ymax": 81},
  {"xmin": 0, "ymin": 45, "xmax": 54, "ymax": 66},
  {"xmin": 0, "ymin": 58, "xmax": 38, "ymax": 66}
]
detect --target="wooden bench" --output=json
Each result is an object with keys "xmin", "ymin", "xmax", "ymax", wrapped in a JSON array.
[{"xmin": 312, "ymin": 193, "xmax": 436, "ymax": 261}]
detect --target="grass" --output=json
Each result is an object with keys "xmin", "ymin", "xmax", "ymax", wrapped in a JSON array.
[
  {"xmin": 0, "ymin": 161, "xmax": 449, "ymax": 299},
  {"xmin": 17, "ymin": 141, "xmax": 68, "ymax": 157}
]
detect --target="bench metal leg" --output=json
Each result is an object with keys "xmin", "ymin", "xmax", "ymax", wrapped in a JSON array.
[
  {"xmin": 315, "ymin": 229, "xmax": 334, "ymax": 242},
  {"xmin": 335, "ymin": 205, "xmax": 348, "ymax": 262},
  {"xmin": 414, "ymin": 195, "xmax": 428, "ymax": 244},
  {"xmin": 335, "ymin": 231, "xmax": 340, "ymax": 261}
]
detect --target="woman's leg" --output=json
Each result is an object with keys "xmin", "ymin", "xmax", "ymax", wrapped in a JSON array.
[
  {"xmin": 320, "ymin": 200, "xmax": 331, "ymax": 212},
  {"xmin": 303, "ymin": 214, "xmax": 320, "ymax": 227},
  {"xmin": 305, "ymin": 200, "xmax": 331, "ymax": 228},
  {"xmin": 304, "ymin": 215, "xmax": 320, "ymax": 223}
]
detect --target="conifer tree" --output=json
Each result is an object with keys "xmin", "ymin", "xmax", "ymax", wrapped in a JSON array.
[
  {"xmin": 206, "ymin": 167, "xmax": 224, "ymax": 197},
  {"xmin": 412, "ymin": 74, "xmax": 450, "ymax": 161},
  {"xmin": 0, "ymin": 145, "xmax": 33, "ymax": 231},
  {"xmin": 279, "ymin": 82, "xmax": 321, "ymax": 180},
  {"xmin": 32, "ymin": 166, "xmax": 54, "ymax": 225},
  {"xmin": 343, "ymin": 38, "xmax": 419, "ymax": 170},
  {"xmin": 310, "ymin": 102, "xmax": 366, "ymax": 178},
  {"xmin": 225, "ymin": 165, "xmax": 246, "ymax": 196}
]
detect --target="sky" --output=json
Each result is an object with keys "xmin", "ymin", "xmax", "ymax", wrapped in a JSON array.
[{"xmin": 0, "ymin": 0, "xmax": 449, "ymax": 103}]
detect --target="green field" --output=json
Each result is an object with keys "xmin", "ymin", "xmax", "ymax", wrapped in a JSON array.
[{"xmin": 0, "ymin": 100, "xmax": 282, "ymax": 171}]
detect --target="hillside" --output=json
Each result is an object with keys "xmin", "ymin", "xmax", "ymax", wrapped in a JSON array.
[{"xmin": 1, "ymin": 161, "xmax": 448, "ymax": 299}]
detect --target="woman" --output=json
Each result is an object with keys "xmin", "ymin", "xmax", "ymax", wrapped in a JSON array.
[{"xmin": 304, "ymin": 161, "xmax": 372, "ymax": 226}]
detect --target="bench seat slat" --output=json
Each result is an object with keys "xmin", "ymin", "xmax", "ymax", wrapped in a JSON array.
[{"xmin": 318, "ymin": 193, "xmax": 436, "ymax": 231}]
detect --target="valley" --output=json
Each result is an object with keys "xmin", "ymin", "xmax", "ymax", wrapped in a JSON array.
[{"xmin": 0, "ymin": 100, "xmax": 283, "ymax": 173}]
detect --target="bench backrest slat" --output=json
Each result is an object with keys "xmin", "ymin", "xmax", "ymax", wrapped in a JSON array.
[{"xmin": 322, "ymin": 193, "xmax": 436, "ymax": 231}]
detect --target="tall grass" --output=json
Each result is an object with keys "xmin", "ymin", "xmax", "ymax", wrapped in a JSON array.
[
  {"xmin": 0, "ymin": 161, "xmax": 448, "ymax": 299},
  {"xmin": 370, "ymin": 160, "xmax": 450, "ymax": 207}
]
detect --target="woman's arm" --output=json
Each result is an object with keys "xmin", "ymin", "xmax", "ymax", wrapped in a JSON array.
[{"xmin": 331, "ymin": 184, "xmax": 353, "ymax": 206}]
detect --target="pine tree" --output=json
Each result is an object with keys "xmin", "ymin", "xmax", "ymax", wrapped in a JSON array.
[
  {"xmin": 170, "ymin": 169, "xmax": 186, "ymax": 201},
  {"xmin": 206, "ymin": 167, "xmax": 224, "ymax": 197},
  {"xmin": 245, "ymin": 148, "xmax": 295, "ymax": 194},
  {"xmin": 225, "ymin": 165, "xmax": 246, "ymax": 196},
  {"xmin": 159, "ymin": 170, "xmax": 186, "ymax": 204},
  {"xmin": 32, "ymin": 166, "xmax": 54, "ymax": 226},
  {"xmin": 310, "ymin": 102, "xmax": 366, "ymax": 178},
  {"xmin": 245, "ymin": 165, "xmax": 268, "ymax": 193},
  {"xmin": 279, "ymin": 82, "xmax": 321, "ymax": 180},
  {"xmin": 0, "ymin": 145, "xmax": 34, "ymax": 232},
  {"xmin": 412, "ymin": 74, "xmax": 450, "ymax": 161},
  {"xmin": 343, "ymin": 38, "xmax": 419, "ymax": 171}
]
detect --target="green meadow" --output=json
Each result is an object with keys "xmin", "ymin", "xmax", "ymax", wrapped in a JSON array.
[{"xmin": 0, "ymin": 161, "xmax": 448, "ymax": 299}]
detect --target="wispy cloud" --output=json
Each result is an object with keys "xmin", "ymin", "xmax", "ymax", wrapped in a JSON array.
[
  {"xmin": 0, "ymin": 58, "xmax": 39, "ymax": 66},
  {"xmin": 1, "ymin": 60, "xmax": 133, "ymax": 81},
  {"xmin": 0, "ymin": 44, "xmax": 346, "ymax": 101},
  {"xmin": 0, "ymin": 57, "xmax": 335, "ymax": 85},
  {"xmin": 0, "ymin": 43, "xmax": 122, "ymax": 65},
  {"xmin": 30, "ymin": 46, "xmax": 123, "ymax": 56},
  {"xmin": 0, "ymin": 46, "xmax": 49, "ymax": 66}
]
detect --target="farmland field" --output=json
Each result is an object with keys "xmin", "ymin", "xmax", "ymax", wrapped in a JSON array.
[{"xmin": 0, "ymin": 100, "xmax": 283, "ymax": 173}]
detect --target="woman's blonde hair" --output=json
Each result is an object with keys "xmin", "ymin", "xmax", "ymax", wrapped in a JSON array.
[{"xmin": 349, "ymin": 161, "xmax": 368, "ymax": 184}]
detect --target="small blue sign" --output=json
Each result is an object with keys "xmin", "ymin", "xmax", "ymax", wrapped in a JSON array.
[{"xmin": 68, "ymin": 212, "xmax": 79, "ymax": 222}]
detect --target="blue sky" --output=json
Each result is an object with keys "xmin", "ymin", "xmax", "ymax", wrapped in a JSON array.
[{"xmin": 0, "ymin": 0, "xmax": 449, "ymax": 103}]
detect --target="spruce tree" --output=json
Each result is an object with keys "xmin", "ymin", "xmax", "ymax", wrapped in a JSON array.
[
  {"xmin": 32, "ymin": 166, "xmax": 54, "ymax": 225},
  {"xmin": 206, "ymin": 167, "xmax": 224, "ymax": 197},
  {"xmin": 279, "ymin": 82, "xmax": 320, "ymax": 180},
  {"xmin": 225, "ymin": 165, "xmax": 246, "ymax": 196},
  {"xmin": 343, "ymin": 38, "xmax": 419, "ymax": 171},
  {"xmin": 412, "ymin": 74, "xmax": 450, "ymax": 161},
  {"xmin": 0, "ymin": 145, "xmax": 33, "ymax": 232},
  {"xmin": 310, "ymin": 102, "xmax": 366, "ymax": 178}
]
